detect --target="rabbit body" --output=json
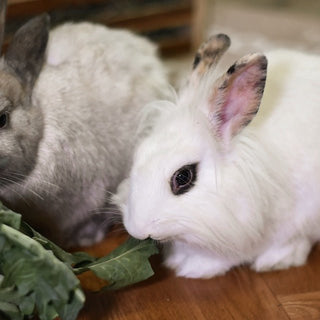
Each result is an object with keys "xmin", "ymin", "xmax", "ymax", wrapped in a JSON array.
[
  {"xmin": 0, "ymin": 17, "xmax": 168, "ymax": 247},
  {"xmin": 115, "ymin": 44, "xmax": 320, "ymax": 278}
]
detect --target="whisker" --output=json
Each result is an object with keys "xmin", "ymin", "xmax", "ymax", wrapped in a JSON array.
[
  {"xmin": 105, "ymin": 190, "xmax": 115, "ymax": 197},
  {"xmin": 106, "ymin": 214, "xmax": 122, "ymax": 224},
  {"xmin": 90, "ymin": 203, "xmax": 121, "ymax": 215},
  {"xmin": 0, "ymin": 177, "xmax": 32, "ymax": 207},
  {"xmin": 7, "ymin": 171, "xmax": 61, "ymax": 189},
  {"xmin": 5, "ymin": 171, "xmax": 62, "ymax": 202},
  {"xmin": 107, "ymin": 224, "xmax": 127, "ymax": 236},
  {"xmin": 1, "ymin": 176, "xmax": 45, "ymax": 201}
]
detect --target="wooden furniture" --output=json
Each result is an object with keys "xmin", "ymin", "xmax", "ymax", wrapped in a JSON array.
[
  {"xmin": 77, "ymin": 231, "xmax": 320, "ymax": 320},
  {"xmin": 6, "ymin": 0, "xmax": 207, "ymax": 55}
]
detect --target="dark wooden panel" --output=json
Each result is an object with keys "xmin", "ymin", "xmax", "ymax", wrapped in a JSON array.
[{"xmin": 5, "ymin": 0, "xmax": 200, "ymax": 55}]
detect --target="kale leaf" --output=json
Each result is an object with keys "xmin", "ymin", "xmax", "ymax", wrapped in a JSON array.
[{"xmin": 0, "ymin": 203, "xmax": 158, "ymax": 320}]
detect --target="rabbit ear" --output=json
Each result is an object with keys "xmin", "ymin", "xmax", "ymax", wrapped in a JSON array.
[
  {"xmin": 5, "ymin": 14, "xmax": 50, "ymax": 92},
  {"xmin": 190, "ymin": 34, "xmax": 230, "ymax": 87},
  {"xmin": 207, "ymin": 53, "xmax": 267, "ymax": 143}
]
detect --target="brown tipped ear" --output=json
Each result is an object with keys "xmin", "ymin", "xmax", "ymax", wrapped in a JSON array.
[
  {"xmin": 5, "ymin": 13, "xmax": 50, "ymax": 92},
  {"xmin": 208, "ymin": 53, "xmax": 267, "ymax": 143},
  {"xmin": 191, "ymin": 34, "xmax": 230, "ymax": 84}
]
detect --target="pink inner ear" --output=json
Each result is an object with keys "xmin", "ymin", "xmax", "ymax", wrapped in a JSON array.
[{"xmin": 219, "ymin": 63, "xmax": 262, "ymax": 131}]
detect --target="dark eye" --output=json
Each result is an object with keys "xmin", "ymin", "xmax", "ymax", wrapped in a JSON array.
[
  {"xmin": 170, "ymin": 163, "xmax": 198, "ymax": 195},
  {"xmin": 0, "ymin": 112, "xmax": 9, "ymax": 129}
]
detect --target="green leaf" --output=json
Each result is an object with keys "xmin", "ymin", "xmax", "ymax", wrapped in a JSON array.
[
  {"xmin": 0, "ymin": 301, "xmax": 22, "ymax": 320},
  {"xmin": 74, "ymin": 237, "xmax": 158, "ymax": 290},
  {"xmin": 0, "ymin": 201, "xmax": 159, "ymax": 320},
  {"xmin": 0, "ymin": 221, "xmax": 84, "ymax": 320},
  {"xmin": 20, "ymin": 222, "xmax": 94, "ymax": 267},
  {"xmin": 59, "ymin": 288, "xmax": 86, "ymax": 320},
  {"xmin": 0, "ymin": 203, "xmax": 21, "ymax": 230}
]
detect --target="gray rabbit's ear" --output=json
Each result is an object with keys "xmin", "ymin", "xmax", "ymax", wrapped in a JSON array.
[{"xmin": 5, "ymin": 14, "xmax": 50, "ymax": 91}]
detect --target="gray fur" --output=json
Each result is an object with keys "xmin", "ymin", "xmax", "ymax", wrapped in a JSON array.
[{"xmin": 0, "ymin": 16, "xmax": 169, "ymax": 247}]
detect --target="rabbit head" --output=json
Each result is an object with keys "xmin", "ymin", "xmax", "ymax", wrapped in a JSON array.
[
  {"xmin": 0, "ymin": 9, "xmax": 49, "ymax": 187},
  {"xmin": 120, "ymin": 34, "xmax": 269, "ymax": 257}
]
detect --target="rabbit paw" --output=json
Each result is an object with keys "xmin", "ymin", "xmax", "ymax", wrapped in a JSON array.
[
  {"xmin": 252, "ymin": 238, "xmax": 311, "ymax": 272},
  {"xmin": 64, "ymin": 215, "xmax": 110, "ymax": 247},
  {"xmin": 164, "ymin": 242, "xmax": 232, "ymax": 279}
]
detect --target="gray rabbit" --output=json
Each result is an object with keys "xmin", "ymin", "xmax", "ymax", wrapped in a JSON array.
[{"xmin": 0, "ymin": 7, "xmax": 169, "ymax": 247}]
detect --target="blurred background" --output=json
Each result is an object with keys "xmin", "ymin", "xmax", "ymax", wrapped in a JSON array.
[{"xmin": 5, "ymin": 0, "xmax": 320, "ymax": 86}]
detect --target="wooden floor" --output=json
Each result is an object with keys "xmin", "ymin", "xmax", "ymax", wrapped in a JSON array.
[{"xmin": 77, "ymin": 231, "xmax": 320, "ymax": 320}]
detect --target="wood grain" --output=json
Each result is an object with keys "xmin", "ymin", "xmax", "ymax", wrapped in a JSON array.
[
  {"xmin": 76, "ymin": 233, "xmax": 320, "ymax": 320},
  {"xmin": 278, "ymin": 291, "xmax": 320, "ymax": 320},
  {"xmin": 260, "ymin": 245, "xmax": 320, "ymax": 296}
]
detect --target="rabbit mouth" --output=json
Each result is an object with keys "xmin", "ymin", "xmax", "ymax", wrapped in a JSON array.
[
  {"xmin": 146, "ymin": 222, "xmax": 185, "ymax": 243},
  {"xmin": 149, "ymin": 235, "xmax": 166, "ymax": 241},
  {"xmin": 148, "ymin": 233, "xmax": 180, "ymax": 243}
]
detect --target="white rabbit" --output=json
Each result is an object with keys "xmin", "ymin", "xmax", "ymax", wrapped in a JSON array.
[
  {"xmin": 114, "ymin": 33, "xmax": 320, "ymax": 278},
  {"xmin": 0, "ymin": 11, "xmax": 169, "ymax": 247}
]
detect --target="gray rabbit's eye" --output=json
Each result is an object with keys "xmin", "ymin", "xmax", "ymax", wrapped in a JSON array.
[
  {"xmin": 0, "ymin": 112, "xmax": 9, "ymax": 129},
  {"xmin": 170, "ymin": 163, "xmax": 197, "ymax": 195}
]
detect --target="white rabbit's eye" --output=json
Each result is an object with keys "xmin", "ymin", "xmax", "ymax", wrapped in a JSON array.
[
  {"xmin": 170, "ymin": 164, "xmax": 197, "ymax": 195},
  {"xmin": 0, "ymin": 112, "xmax": 9, "ymax": 129}
]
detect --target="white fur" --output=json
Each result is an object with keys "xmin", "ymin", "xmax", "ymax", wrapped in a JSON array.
[{"xmin": 115, "ymin": 49, "xmax": 320, "ymax": 278}]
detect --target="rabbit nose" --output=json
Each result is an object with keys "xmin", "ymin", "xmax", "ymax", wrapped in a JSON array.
[
  {"xmin": 130, "ymin": 232, "xmax": 149, "ymax": 240},
  {"xmin": 126, "ymin": 226, "xmax": 149, "ymax": 240},
  {"xmin": 123, "ymin": 218, "xmax": 149, "ymax": 240}
]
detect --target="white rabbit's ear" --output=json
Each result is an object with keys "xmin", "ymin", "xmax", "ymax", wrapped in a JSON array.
[
  {"xmin": 5, "ymin": 14, "xmax": 50, "ymax": 92},
  {"xmin": 207, "ymin": 53, "xmax": 267, "ymax": 143},
  {"xmin": 189, "ymin": 34, "xmax": 230, "ymax": 88}
]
